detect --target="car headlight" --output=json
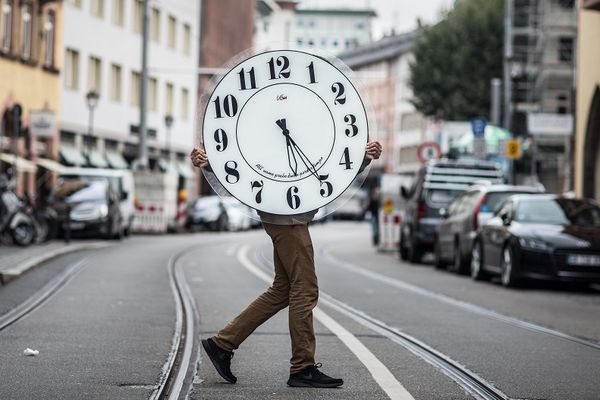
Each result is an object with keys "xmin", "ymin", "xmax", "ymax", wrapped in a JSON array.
[
  {"xmin": 98, "ymin": 204, "xmax": 109, "ymax": 218},
  {"xmin": 518, "ymin": 237, "xmax": 551, "ymax": 251}
]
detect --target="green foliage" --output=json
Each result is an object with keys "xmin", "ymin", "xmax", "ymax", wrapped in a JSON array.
[{"xmin": 408, "ymin": 0, "xmax": 504, "ymax": 120}]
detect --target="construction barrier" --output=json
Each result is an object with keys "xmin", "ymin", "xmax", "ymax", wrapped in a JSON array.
[{"xmin": 378, "ymin": 211, "xmax": 401, "ymax": 252}]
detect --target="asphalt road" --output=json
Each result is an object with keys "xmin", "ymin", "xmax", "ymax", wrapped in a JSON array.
[{"xmin": 0, "ymin": 222, "xmax": 599, "ymax": 400}]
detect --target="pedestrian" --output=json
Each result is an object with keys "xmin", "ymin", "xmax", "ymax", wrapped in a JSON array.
[
  {"xmin": 368, "ymin": 186, "xmax": 381, "ymax": 246},
  {"xmin": 190, "ymin": 140, "xmax": 382, "ymax": 388}
]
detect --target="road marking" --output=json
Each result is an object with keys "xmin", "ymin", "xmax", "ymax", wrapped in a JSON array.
[
  {"xmin": 321, "ymin": 249, "xmax": 600, "ymax": 351},
  {"xmin": 237, "ymin": 245, "xmax": 415, "ymax": 400}
]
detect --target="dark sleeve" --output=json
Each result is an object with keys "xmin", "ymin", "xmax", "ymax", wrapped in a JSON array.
[{"xmin": 358, "ymin": 157, "xmax": 371, "ymax": 174}]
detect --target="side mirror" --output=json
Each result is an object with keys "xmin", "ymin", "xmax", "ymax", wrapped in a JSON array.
[
  {"xmin": 439, "ymin": 208, "xmax": 448, "ymax": 219},
  {"xmin": 120, "ymin": 191, "xmax": 128, "ymax": 201},
  {"xmin": 500, "ymin": 211, "xmax": 511, "ymax": 225},
  {"xmin": 400, "ymin": 186, "xmax": 408, "ymax": 199}
]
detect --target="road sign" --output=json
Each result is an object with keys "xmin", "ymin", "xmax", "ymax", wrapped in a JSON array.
[
  {"xmin": 417, "ymin": 141, "xmax": 441, "ymax": 164},
  {"xmin": 383, "ymin": 197, "xmax": 393, "ymax": 214},
  {"xmin": 506, "ymin": 139, "xmax": 521, "ymax": 159},
  {"xmin": 471, "ymin": 117, "xmax": 487, "ymax": 138}
]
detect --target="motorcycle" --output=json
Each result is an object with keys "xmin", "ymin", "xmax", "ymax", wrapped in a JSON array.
[
  {"xmin": 0, "ymin": 178, "xmax": 35, "ymax": 246},
  {"xmin": 21, "ymin": 193, "xmax": 58, "ymax": 243}
]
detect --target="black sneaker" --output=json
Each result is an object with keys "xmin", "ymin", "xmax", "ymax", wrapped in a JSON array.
[
  {"xmin": 201, "ymin": 338, "xmax": 237, "ymax": 384},
  {"xmin": 287, "ymin": 363, "xmax": 343, "ymax": 388}
]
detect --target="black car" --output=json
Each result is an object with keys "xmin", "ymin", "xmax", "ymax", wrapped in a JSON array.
[
  {"xmin": 435, "ymin": 184, "xmax": 544, "ymax": 273},
  {"xmin": 471, "ymin": 195, "xmax": 600, "ymax": 287},
  {"xmin": 52, "ymin": 179, "xmax": 123, "ymax": 239},
  {"xmin": 399, "ymin": 160, "xmax": 504, "ymax": 263}
]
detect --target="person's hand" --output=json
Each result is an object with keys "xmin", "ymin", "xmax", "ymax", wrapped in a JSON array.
[
  {"xmin": 365, "ymin": 140, "xmax": 382, "ymax": 161},
  {"xmin": 190, "ymin": 145, "xmax": 208, "ymax": 168}
]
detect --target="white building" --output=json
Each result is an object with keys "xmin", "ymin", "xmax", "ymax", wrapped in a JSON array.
[
  {"xmin": 255, "ymin": 1, "xmax": 375, "ymax": 55},
  {"xmin": 59, "ymin": 0, "xmax": 199, "ymax": 174}
]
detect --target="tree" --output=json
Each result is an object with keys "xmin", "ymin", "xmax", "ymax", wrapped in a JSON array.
[{"xmin": 408, "ymin": 0, "xmax": 504, "ymax": 120}]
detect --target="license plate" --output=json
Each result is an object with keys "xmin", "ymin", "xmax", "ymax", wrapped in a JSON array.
[
  {"xmin": 567, "ymin": 254, "xmax": 600, "ymax": 266},
  {"xmin": 68, "ymin": 222, "xmax": 85, "ymax": 230}
]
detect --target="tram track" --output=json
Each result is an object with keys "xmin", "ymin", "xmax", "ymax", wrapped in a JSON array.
[{"xmin": 253, "ymin": 248, "xmax": 509, "ymax": 400}]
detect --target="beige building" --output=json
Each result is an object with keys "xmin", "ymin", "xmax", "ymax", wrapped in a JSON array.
[{"xmin": 574, "ymin": 0, "xmax": 600, "ymax": 201}]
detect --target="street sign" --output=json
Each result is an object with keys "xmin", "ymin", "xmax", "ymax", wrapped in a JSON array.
[
  {"xmin": 527, "ymin": 113, "xmax": 573, "ymax": 136},
  {"xmin": 30, "ymin": 110, "xmax": 55, "ymax": 137},
  {"xmin": 417, "ymin": 141, "xmax": 441, "ymax": 164},
  {"xmin": 471, "ymin": 117, "xmax": 487, "ymax": 138},
  {"xmin": 506, "ymin": 139, "xmax": 521, "ymax": 159},
  {"xmin": 383, "ymin": 197, "xmax": 393, "ymax": 214},
  {"xmin": 473, "ymin": 137, "xmax": 487, "ymax": 158}
]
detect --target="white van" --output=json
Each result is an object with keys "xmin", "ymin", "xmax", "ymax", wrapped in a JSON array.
[{"xmin": 59, "ymin": 167, "xmax": 135, "ymax": 235}]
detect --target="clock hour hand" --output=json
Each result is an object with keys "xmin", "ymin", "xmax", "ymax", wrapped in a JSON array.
[{"xmin": 276, "ymin": 118, "xmax": 298, "ymax": 175}]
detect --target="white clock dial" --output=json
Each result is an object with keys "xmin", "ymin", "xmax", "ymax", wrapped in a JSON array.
[{"xmin": 202, "ymin": 50, "xmax": 369, "ymax": 216}]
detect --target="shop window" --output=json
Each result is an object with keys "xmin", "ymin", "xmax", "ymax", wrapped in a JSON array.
[{"xmin": 559, "ymin": 37, "xmax": 574, "ymax": 62}]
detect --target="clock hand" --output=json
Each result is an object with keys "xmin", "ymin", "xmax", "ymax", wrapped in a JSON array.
[
  {"xmin": 287, "ymin": 136, "xmax": 327, "ymax": 182},
  {"xmin": 276, "ymin": 118, "xmax": 299, "ymax": 176}
]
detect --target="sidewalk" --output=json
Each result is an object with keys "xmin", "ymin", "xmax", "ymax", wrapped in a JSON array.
[{"xmin": 0, "ymin": 240, "xmax": 110, "ymax": 284}]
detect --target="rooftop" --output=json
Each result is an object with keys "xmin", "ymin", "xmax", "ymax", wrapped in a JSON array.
[
  {"xmin": 337, "ymin": 31, "xmax": 418, "ymax": 68},
  {"xmin": 295, "ymin": 8, "xmax": 377, "ymax": 17}
]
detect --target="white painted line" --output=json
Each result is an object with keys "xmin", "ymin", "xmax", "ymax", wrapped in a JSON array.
[{"xmin": 237, "ymin": 245, "xmax": 415, "ymax": 400}]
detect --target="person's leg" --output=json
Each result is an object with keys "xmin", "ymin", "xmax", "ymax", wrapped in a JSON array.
[
  {"xmin": 212, "ymin": 235, "xmax": 290, "ymax": 352},
  {"xmin": 268, "ymin": 223, "xmax": 319, "ymax": 374}
]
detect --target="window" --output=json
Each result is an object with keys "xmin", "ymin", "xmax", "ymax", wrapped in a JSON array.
[
  {"xmin": 559, "ymin": 0, "xmax": 574, "ymax": 8},
  {"xmin": 130, "ymin": 71, "xmax": 140, "ymax": 106},
  {"xmin": 182, "ymin": 23, "xmax": 191, "ymax": 55},
  {"xmin": 91, "ymin": 0, "xmax": 104, "ymax": 18},
  {"xmin": 110, "ymin": 64, "xmax": 122, "ymax": 101},
  {"xmin": 65, "ymin": 49, "xmax": 80, "ymax": 90},
  {"xmin": 165, "ymin": 82, "xmax": 174, "ymax": 114},
  {"xmin": 112, "ymin": 0, "xmax": 125, "ymax": 26},
  {"xmin": 88, "ymin": 56, "xmax": 102, "ymax": 93},
  {"xmin": 148, "ymin": 77, "xmax": 157, "ymax": 111},
  {"xmin": 558, "ymin": 37, "xmax": 574, "ymax": 62},
  {"xmin": 43, "ymin": 10, "xmax": 56, "ymax": 67},
  {"xmin": 180, "ymin": 88, "xmax": 189, "ymax": 120},
  {"xmin": 150, "ymin": 7, "xmax": 160, "ymax": 42},
  {"xmin": 20, "ymin": 4, "xmax": 33, "ymax": 60},
  {"xmin": 133, "ymin": 0, "xmax": 143, "ymax": 33},
  {"xmin": 1, "ymin": 0, "xmax": 12, "ymax": 52},
  {"xmin": 68, "ymin": 0, "xmax": 82, "ymax": 8},
  {"xmin": 167, "ymin": 15, "xmax": 176, "ymax": 49}
]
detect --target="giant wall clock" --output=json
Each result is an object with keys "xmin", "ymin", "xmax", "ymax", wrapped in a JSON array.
[{"xmin": 202, "ymin": 49, "xmax": 369, "ymax": 218}]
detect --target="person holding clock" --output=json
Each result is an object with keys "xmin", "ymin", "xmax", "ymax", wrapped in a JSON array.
[
  {"xmin": 191, "ymin": 140, "xmax": 381, "ymax": 388},
  {"xmin": 191, "ymin": 50, "xmax": 382, "ymax": 388}
]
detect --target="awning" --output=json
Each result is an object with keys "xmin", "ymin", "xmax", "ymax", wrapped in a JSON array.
[
  {"xmin": 176, "ymin": 161, "xmax": 195, "ymax": 179},
  {"xmin": 0, "ymin": 153, "xmax": 37, "ymax": 173},
  {"xmin": 36, "ymin": 157, "xmax": 63, "ymax": 173},
  {"xmin": 105, "ymin": 151, "xmax": 129, "ymax": 169},
  {"xmin": 87, "ymin": 150, "xmax": 109, "ymax": 168},
  {"xmin": 59, "ymin": 146, "xmax": 87, "ymax": 166}
]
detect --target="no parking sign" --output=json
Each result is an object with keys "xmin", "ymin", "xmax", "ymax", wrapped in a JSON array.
[{"xmin": 417, "ymin": 142, "xmax": 442, "ymax": 164}]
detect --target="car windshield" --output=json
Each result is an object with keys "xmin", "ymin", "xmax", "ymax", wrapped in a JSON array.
[
  {"xmin": 194, "ymin": 196, "xmax": 220, "ymax": 210},
  {"xmin": 53, "ymin": 180, "xmax": 106, "ymax": 203},
  {"xmin": 515, "ymin": 198, "xmax": 600, "ymax": 227},
  {"xmin": 482, "ymin": 191, "xmax": 530, "ymax": 213},
  {"xmin": 426, "ymin": 189, "xmax": 464, "ymax": 208}
]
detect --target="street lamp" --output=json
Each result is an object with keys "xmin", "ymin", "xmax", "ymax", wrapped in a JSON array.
[
  {"xmin": 164, "ymin": 114, "xmax": 174, "ymax": 160},
  {"xmin": 85, "ymin": 91, "xmax": 100, "ymax": 160}
]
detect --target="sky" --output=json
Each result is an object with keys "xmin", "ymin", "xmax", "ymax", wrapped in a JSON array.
[{"xmin": 298, "ymin": 0, "xmax": 456, "ymax": 38}]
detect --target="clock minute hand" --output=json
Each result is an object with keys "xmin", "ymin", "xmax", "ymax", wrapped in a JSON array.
[
  {"xmin": 275, "ymin": 118, "xmax": 298, "ymax": 176},
  {"xmin": 287, "ymin": 136, "xmax": 326, "ymax": 182}
]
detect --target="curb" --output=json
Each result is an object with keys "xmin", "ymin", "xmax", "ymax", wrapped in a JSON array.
[{"xmin": 0, "ymin": 242, "xmax": 112, "ymax": 285}]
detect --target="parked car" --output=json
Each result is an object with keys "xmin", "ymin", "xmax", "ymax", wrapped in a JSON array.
[
  {"xmin": 186, "ymin": 196, "xmax": 251, "ymax": 232},
  {"xmin": 471, "ymin": 194, "xmax": 600, "ymax": 287},
  {"xmin": 51, "ymin": 178, "xmax": 123, "ymax": 239},
  {"xmin": 331, "ymin": 189, "xmax": 368, "ymax": 220},
  {"xmin": 60, "ymin": 168, "xmax": 135, "ymax": 236},
  {"xmin": 435, "ymin": 184, "xmax": 545, "ymax": 273},
  {"xmin": 399, "ymin": 159, "xmax": 504, "ymax": 263}
]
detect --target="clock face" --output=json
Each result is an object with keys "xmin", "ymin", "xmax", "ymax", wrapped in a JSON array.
[{"xmin": 202, "ymin": 49, "xmax": 368, "ymax": 216}]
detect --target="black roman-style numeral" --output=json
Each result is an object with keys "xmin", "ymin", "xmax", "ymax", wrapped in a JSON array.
[
  {"xmin": 344, "ymin": 114, "xmax": 358, "ymax": 137},
  {"xmin": 251, "ymin": 180, "xmax": 264, "ymax": 203},
  {"xmin": 214, "ymin": 129, "xmax": 228, "ymax": 152},
  {"xmin": 331, "ymin": 82, "xmax": 346, "ymax": 105},
  {"xmin": 268, "ymin": 56, "xmax": 290, "ymax": 80},
  {"xmin": 286, "ymin": 186, "xmax": 300, "ymax": 209},
  {"xmin": 225, "ymin": 161, "xmax": 239, "ymax": 184},
  {"xmin": 307, "ymin": 61, "xmax": 317, "ymax": 84},
  {"xmin": 339, "ymin": 147, "xmax": 353, "ymax": 170},
  {"xmin": 213, "ymin": 95, "xmax": 238, "ymax": 118},
  {"xmin": 238, "ymin": 67, "xmax": 257, "ymax": 90}
]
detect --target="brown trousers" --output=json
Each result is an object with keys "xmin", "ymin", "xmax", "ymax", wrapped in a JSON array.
[{"xmin": 212, "ymin": 222, "xmax": 319, "ymax": 373}]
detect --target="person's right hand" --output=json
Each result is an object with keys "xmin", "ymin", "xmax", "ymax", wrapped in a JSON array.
[{"xmin": 190, "ymin": 146, "xmax": 209, "ymax": 168}]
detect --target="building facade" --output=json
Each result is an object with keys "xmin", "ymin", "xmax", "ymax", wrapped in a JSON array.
[
  {"xmin": 574, "ymin": 0, "xmax": 600, "ymax": 202},
  {"xmin": 255, "ymin": 1, "xmax": 375, "ymax": 55},
  {"xmin": 338, "ymin": 32, "xmax": 420, "ymax": 174},
  {"xmin": 0, "ymin": 0, "xmax": 63, "ymax": 197},
  {"xmin": 60, "ymin": 0, "xmax": 199, "ymax": 175}
]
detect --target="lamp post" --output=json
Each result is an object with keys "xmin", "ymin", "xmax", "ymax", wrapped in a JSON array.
[
  {"xmin": 164, "ymin": 114, "xmax": 174, "ymax": 161},
  {"xmin": 85, "ymin": 90, "xmax": 99, "ymax": 159}
]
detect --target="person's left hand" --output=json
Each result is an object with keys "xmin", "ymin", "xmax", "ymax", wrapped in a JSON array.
[{"xmin": 365, "ymin": 140, "xmax": 382, "ymax": 160}]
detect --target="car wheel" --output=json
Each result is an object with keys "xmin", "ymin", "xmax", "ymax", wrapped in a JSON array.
[
  {"xmin": 501, "ymin": 244, "xmax": 520, "ymax": 287},
  {"xmin": 433, "ymin": 236, "xmax": 446, "ymax": 270},
  {"xmin": 407, "ymin": 235, "xmax": 422, "ymax": 264},
  {"xmin": 470, "ymin": 240, "xmax": 488, "ymax": 281},
  {"xmin": 451, "ymin": 241, "xmax": 467, "ymax": 274}
]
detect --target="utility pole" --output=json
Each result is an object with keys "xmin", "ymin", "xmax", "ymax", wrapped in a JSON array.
[
  {"xmin": 138, "ymin": 0, "xmax": 149, "ymax": 169},
  {"xmin": 490, "ymin": 78, "xmax": 502, "ymax": 126},
  {"xmin": 502, "ymin": 0, "xmax": 513, "ymax": 131}
]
